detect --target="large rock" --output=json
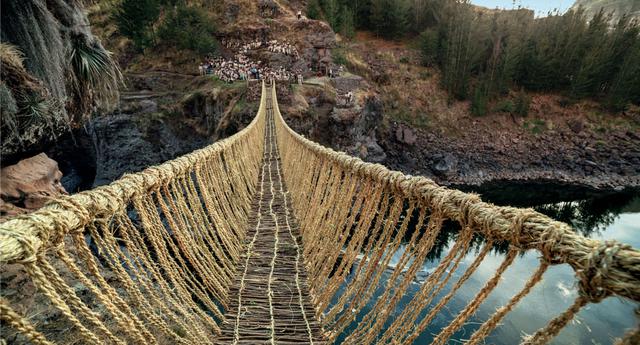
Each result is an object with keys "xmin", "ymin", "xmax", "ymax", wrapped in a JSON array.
[
  {"xmin": 332, "ymin": 75, "xmax": 363, "ymax": 93},
  {"xmin": 0, "ymin": 153, "xmax": 67, "ymax": 219},
  {"xmin": 357, "ymin": 135, "xmax": 387, "ymax": 163},
  {"xmin": 395, "ymin": 125, "xmax": 417, "ymax": 145},
  {"xmin": 89, "ymin": 114, "xmax": 209, "ymax": 187},
  {"xmin": 432, "ymin": 153, "xmax": 458, "ymax": 177}
]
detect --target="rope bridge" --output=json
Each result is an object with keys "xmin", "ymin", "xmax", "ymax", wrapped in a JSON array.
[{"xmin": 1, "ymin": 82, "xmax": 638, "ymax": 345}]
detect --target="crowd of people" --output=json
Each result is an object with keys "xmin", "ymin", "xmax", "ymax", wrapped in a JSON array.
[
  {"xmin": 265, "ymin": 40, "xmax": 299, "ymax": 58},
  {"xmin": 199, "ymin": 54, "xmax": 260, "ymax": 82},
  {"xmin": 203, "ymin": 11, "xmax": 308, "ymax": 83},
  {"xmin": 199, "ymin": 38, "xmax": 303, "ymax": 83}
]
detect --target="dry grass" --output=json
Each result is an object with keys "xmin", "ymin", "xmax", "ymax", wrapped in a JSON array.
[{"xmin": 0, "ymin": 43, "xmax": 24, "ymax": 69}]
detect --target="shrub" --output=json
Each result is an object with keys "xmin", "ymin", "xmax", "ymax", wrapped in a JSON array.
[
  {"xmin": 332, "ymin": 48, "xmax": 348, "ymax": 66},
  {"xmin": 493, "ymin": 99, "xmax": 515, "ymax": 113},
  {"xmin": 158, "ymin": 5, "xmax": 219, "ymax": 55},
  {"xmin": 419, "ymin": 70, "xmax": 432, "ymax": 80},
  {"xmin": 514, "ymin": 91, "xmax": 531, "ymax": 117},
  {"xmin": 399, "ymin": 56, "xmax": 409, "ymax": 64}
]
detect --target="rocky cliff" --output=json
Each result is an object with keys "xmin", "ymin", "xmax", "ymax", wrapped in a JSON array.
[{"xmin": 571, "ymin": 0, "xmax": 640, "ymax": 23}]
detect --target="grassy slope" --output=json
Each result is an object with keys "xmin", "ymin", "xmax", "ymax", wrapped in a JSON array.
[{"xmin": 339, "ymin": 31, "xmax": 639, "ymax": 139}]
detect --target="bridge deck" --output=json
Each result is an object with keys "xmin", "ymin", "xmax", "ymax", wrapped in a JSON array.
[{"xmin": 214, "ymin": 92, "xmax": 327, "ymax": 344}]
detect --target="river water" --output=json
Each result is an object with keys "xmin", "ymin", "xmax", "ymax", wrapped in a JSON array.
[{"xmin": 333, "ymin": 187, "xmax": 640, "ymax": 344}]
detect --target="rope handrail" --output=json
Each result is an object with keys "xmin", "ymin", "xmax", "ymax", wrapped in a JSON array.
[
  {"xmin": 270, "ymin": 83, "xmax": 640, "ymax": 303},
  {"xmin": 0, "ymin": 82, "xmax": 268, "ymax": 265},
  {"xmin": 0, "ymin": 80, "xmax": 637, "ymax": 345},
  {"xmin": 270, "ymin": 82, "xmax": 639, "ymax": 344}
]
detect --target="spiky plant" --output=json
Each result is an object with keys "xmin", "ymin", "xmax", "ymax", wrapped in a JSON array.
[
  {"xmin": 69, "ymin": 36, "xmax": 123, "ymax": 120},
  {"xmin": 17, "ymin": 92, "xmax": 65, "ymax": 138}
]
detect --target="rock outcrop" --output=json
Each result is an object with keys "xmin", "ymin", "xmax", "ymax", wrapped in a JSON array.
[
  {"xmin": 571, "ymin": 0, "xmax": 640, "ymax": 24},
  {"xmin": 0, "ymin": 153, "xmax": 67, "ymax": 220}
]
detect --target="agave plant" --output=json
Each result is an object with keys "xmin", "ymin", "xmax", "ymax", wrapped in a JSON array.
[{"xmin": 69, "ymin": 35, "xmax": 123, "ymax": 120}]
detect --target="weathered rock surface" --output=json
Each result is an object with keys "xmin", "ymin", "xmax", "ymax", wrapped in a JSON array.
[
  {"xmin": 382, "ymin": 120, "xmax": 640, "ymax": 190},
  {"xmin": 0, "ymin": 153, "xmax": 67, "ymax": 220},
  {"xmin": 332, "ymin": 75, "xmax": 363, "ymax": 93},
  {"xmin": 281, "ymin": 79, "xmax": 386, "ymax": 163}
]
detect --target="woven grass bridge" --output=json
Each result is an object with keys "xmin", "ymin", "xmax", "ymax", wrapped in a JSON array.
[{"xmin": 1, "ymin": 82, "xmax": 638, "ymax": 345}]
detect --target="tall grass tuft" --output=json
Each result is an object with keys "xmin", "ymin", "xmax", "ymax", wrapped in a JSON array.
[{"xmin": 0, "ymin": 43, "xmax": 25, "ymax": 69}]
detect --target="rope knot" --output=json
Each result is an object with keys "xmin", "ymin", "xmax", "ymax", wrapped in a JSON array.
[
  {"xmin": 458, "ymin": 193, "xmax": 482, "ymax": 228},
  {"xmin": 53, "ymin": 197, "xmax": 91, "ymax": 234},
  {"xmin": 509, "ymin": 208, "xmax": 537, "ymax": 250},
  {"xmin": 577, "ymin": 240, "xmax": 630, "ymax": 303}
]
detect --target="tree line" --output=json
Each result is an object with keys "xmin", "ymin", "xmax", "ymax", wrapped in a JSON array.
[
  {"xmin": 113, "ymin": 0, "xmax": 219, "ymax": 54},
  {"xmin": 310, "ymin": 0, "xmax": 640, "ymax": 113}
]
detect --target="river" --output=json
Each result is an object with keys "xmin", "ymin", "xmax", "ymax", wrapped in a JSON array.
[{"xmin": 333, "ymin": 186, "xmax": 640, "ymax": 344}]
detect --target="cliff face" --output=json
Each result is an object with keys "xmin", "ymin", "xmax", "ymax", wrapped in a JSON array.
[
  {"xmin": 0, "ymin": 0, "xmax": 119, "ymax": 164},
  {"xmin": 571, "ymin": 0, "xmax": 640, "ymax": 23}
]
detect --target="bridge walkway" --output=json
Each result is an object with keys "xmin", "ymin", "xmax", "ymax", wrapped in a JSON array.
[{"xmin": 213, "ymin": 88, "xmax": 327, "ymax": 344}]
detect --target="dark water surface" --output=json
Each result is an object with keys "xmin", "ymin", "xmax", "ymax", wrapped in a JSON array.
[{"xmin": 332, "ymin": 185, "xmax": 640, "ymax": 345}]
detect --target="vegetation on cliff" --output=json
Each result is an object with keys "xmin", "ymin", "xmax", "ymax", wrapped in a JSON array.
[
  {"xmin": 0, "ymin": 0, "xmax": 121, "ymax": 163},
  {"xmin": 112, "ymin": 0, "xmax": 220, "ymax": 53},
  {"xmin": 310, "ymin": 0, "xmax": 640, "ymax": 114}
]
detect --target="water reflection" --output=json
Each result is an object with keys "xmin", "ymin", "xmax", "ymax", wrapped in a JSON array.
[
  {"xmin": 334, "ymin": 187, "xmax": 640, "ymax": 344},
  {"xmin": 534, "ymin": 191, "xmax": 639, "ymax": 236},
  {"xmin": 422, "ymin": 190, "xmax": 640, "ymax": 262}
]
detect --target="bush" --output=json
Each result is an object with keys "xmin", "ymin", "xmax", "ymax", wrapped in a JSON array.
[
  {"xmin": 419, "ymin": 70, "xmax": 431, "ymax": 80},
  {"xmin": 493, "ymin": 99, "xmax": 515, "ymax": 113},
  {"xmin": 514, "ymin": 91, "xmax": 531, "ymax": 117},
  {"xmin": 332, "ymin": 48, "xmax": 348, "ymax": 66},
  {"xmin": 158, "ymin": 5, "xmax": 219, "ymax": 55},
  {"xmin": 113, "ymin": 0, "xmax": 161, "ymax": 49}
]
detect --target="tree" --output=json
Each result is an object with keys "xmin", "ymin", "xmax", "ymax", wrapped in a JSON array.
[
  {"xmin": 606, "ymin": 39, "xmax": 640, "ymax": 110},
  {"xmin": 338, "ymin": 5, "xmax": 356, "ymax": 38},
  {"xmin": 370, "ymin": 0, "xmax": 408, "ymax": 39},
  {"xmin": 113, "ymin": 0, "xmax": 161, "ymax": 49},
  {"xmin": 157, "ymin": 5, "xmax": 219, "ymax": 54},
  {"xmin": 307, "ymin": 0, "xmax": 322, "ymax": 19},
  {"xmin": 418, "ymin": 28, "xmax": 438, "ymax": 66}
]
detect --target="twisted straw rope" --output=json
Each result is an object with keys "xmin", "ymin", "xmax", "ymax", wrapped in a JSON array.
[
  {"xmin": 1, "ymin": 81, "xmax": 638, "ymax": 345},
  {"xmin": 270, "ymin": 83, "xmax": 640, "ymax": 303}
]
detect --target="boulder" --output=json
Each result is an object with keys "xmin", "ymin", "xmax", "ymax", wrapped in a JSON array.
[
  {"xmin": 356, "ymin": 136, "xmax": 386, "ymax": 163},
  {"xmin": 395, "ymin": 125, "xmax": 417, "ymax": 146},
  {"xmin": 333, "ymin": 76, "xmax": 363, "ymax": 93},
  {"xmin": 0, "ymin": 153, "xmax": 67, "ymax": 219},
  {"xmin": 432, "ymin": 153, "xmax": 458, "ymax": 177}
]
